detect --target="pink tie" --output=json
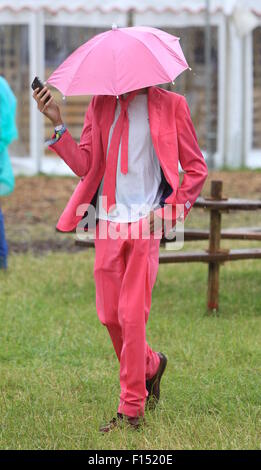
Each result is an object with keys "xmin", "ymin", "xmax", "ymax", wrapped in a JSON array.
[{"xmin": 102, "ymin": 89, "xmax": 140, "ymax": 214}]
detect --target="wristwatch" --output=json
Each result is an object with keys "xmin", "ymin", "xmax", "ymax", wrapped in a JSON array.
[{"xmin": 54, "ymin": 124, "xmax": 64, "ymax": 132}]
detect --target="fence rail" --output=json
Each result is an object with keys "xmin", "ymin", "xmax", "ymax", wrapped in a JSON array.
[{"xmin": 75, "ymin": 180, "xmax": 261, "ymax": 314}]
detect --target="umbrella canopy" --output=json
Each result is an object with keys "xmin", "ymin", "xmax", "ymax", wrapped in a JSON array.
[{"xmin": 46, "ymin": 25, "xmax": 190, "ymax": 96}]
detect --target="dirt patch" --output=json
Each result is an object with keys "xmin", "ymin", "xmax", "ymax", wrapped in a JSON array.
[
  {"xmin": 8, "ymin": 238, "xmax": 88, "ymax": 255},
  {"xmin": 1, "ymin": 174, "xmax": 77, "ymax": 227}
]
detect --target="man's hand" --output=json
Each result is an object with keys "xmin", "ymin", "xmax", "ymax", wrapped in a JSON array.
[
  {"xmin": 147, "ymin": 209, "xmax": 164, "ymax": 235},
  {"xmin": 32, "ymin": 86, "xmax": 63, "ymax": 127}
]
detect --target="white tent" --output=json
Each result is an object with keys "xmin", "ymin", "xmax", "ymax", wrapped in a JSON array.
[
  {"xmin": 0, "ymin": 0, "xmax": 260, "ymax": 15},
  {"xmin": 0, "ymin": 0, "xmax": 260, "ymax": 174}
]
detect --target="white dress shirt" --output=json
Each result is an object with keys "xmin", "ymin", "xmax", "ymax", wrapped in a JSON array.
[{"xmin": 96, "ymin": 93, "xmax": 164, "ymax": 222}]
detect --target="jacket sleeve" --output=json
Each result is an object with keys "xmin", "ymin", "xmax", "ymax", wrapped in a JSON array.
[
  {"xmin": 48, "ymin": 96, "xmax": 95, "ymax": 177},
  {"xmin": 173, "ymin": 95, "xmax": 208, "ymax": 222},
  {"xmin": 154, "ymin": 94, "xmax": 208, "ymax": 233}
]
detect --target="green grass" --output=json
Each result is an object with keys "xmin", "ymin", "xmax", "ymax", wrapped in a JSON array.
[{"xmin": 0, "ymin": 251, "xmax": 260, "ymax": 450}]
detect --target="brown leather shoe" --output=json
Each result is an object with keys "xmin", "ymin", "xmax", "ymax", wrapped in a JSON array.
[
  {"xmin": 146, "ymin": 352, "xmax": 167, "ymax": 410},
  {"xmin": 99, "ymin": 412, "xmax": 144, "ymax": 433}
]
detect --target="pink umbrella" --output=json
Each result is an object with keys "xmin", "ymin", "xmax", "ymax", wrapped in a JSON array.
[{"xmin": 46, "ymin": 25, "xmax": 190, "ymax": 96}]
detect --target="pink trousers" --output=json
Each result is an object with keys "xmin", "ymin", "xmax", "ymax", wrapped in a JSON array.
[{"xmin": 93, "ymin": 217, "xmax": 161, "ymax": 417}]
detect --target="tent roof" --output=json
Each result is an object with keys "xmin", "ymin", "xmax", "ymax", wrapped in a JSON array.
[{"xmin": 0, "ymin": 1, "xmax": 260, "ymax": 16}]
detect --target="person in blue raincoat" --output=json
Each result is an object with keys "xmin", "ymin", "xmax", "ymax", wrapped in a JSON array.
[{"xmin": 0, "ymin": 75, "xmax": 18, "ymax": 269}]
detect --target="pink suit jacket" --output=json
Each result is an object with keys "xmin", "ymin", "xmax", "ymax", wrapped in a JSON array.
[{"xmin": 49, "ymin": 85, "xmax": 208, "ymax": 232}]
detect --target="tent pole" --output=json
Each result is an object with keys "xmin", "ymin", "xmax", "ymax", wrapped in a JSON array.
[{"xmin": 205, "ymin": 0, "xmax": 214, "ymax": 169}]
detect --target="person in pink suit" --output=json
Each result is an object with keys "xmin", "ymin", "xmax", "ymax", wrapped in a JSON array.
[{"xmin": 33, "ymin": 82, "xmax": 208, "ymax": 432}]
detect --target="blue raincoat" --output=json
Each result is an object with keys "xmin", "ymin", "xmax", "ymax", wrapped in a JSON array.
[
  {"xmin": 0, "ymin": 76, "xmax": 18, "ymax": 268},
  {"xmin": 0, "ymin": 75, "xmax": 18, "ymax": 196}
]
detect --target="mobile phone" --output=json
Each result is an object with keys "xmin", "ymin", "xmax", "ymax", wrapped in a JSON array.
[{"xmin": 31, "ymin": 76, "xmax": 50, "ymax": 104}]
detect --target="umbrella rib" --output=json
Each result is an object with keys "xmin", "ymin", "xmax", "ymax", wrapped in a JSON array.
[{"xmin": 112, "ymin": 35, "xmax": 119, "ymax": 95}]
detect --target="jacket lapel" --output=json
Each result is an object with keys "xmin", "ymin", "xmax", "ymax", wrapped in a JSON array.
[
  {"xmin": 148, "ymin": 86, "xmax": 175, "ymax": 193},
  {"xmin": 100, "ymin": 95, "xmax": 117, "ymax": 161},
  {"xmin": 147, "ymin": 85, "xmax": 161, "ymax": 155}
]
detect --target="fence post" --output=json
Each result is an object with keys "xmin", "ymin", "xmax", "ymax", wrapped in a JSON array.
[{"xmin": 207, "ymin": 180, "xmax": 223, "ymax": 312}]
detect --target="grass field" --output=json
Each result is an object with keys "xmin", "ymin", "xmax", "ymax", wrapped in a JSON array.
[
  {"xmin": 0, "ymin": 250, "xmax": 260, "ymax": 449},
  {"xmin": 0, "ymin": 171, "xmax": 260, "ymax": 449}
]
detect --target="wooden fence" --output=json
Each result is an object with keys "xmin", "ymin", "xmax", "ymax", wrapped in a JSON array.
[{"xmin": 75, "ymin": 180, "xmax": 261, "ymax": 314}]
